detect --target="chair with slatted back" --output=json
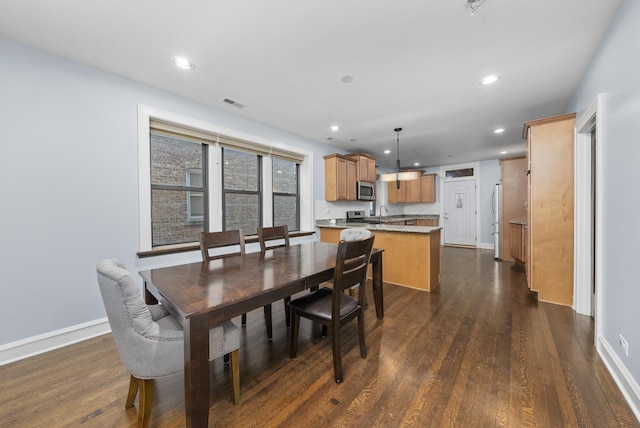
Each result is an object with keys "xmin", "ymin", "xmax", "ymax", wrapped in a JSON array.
[
  {"xmin": 257, "ymin": 225, "xmax": 290, "ymax": 252},
  {"xmin": 340, "ymin": 228, "xmax": 372, "ymax": 302},
  {"xmin": 96, "ymin": 259, "xmax": 240, "ymax": 428},
  {"xmin": 200, "ymin": 230, "xmax": 274, "ymax": 336},
  {"xmin": 257, "ymin": 225, "xmax": 292, "ymax": 338},
  {"xmin": 200, "ymin": 230, "xmax": 249, "ymax": 326},
  {"xmin": 288, "ymin": 234, "xmax": 375, "ymax": 383}
]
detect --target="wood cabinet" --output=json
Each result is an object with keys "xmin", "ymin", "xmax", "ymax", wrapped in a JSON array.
[
  {"xmin": 416, "ymin": 218, "xmax": 438, "ymax": 227},
  {"xmin": 387, "ymin": 180, "xmax": 407, "ymax": 203},
  {"xmin": 407, "ymin": 176, "xmax": 422, "ymax": 202},
  {"xmin": 324, "ymin": 154, "xmax": 357, "ymax": 201},
  {"xmin": 523, "ymin": 113, "xmax": 575, "ymax": 306},
  {"xmin": 320, "ymin": 227, "xmax": 441, "ymax": 292},
  {"xmin": 387, "ymin": 171, "xmax": 434, "ymax": 204},
  {"xmin": 509, "ymin": 222, "xmax": 526, "ymax": 262},
  {"xmin": 347, "ymin": 153, "xmax": 377, "ymax": 182},
  {"xmin": 500, "ymin": 157, "xmax": 528, "ymax": 263},
  {"xmin": 420, "ymin": 174, "xmax": 436, "ymax": 203}
]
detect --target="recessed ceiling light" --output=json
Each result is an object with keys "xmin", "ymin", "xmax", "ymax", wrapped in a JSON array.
[
  {"xmin": 341, "ymin": 75, "xmax": 354, "ymax": 83},
  {"xmin": 494, "ymin": 128, "xmax": 505, "ymax": 134},
  {"xmin": 414, "ymin": 162, "xmax": 420, "ymax": 166},
  {"xmin": 330, "ymin": 125, "xmax": 340, "ymax": 132},
  {"xmin": 173, "ymin": 56, "xmax": 195, "ymax": 70},
  {"xmin": 500, "ymin": 150, "xmax": 508, "ymax": 154},
  {"xmin": 480, "ymin": 74, "xmax": 500, "ymax": 85},
  {"xmin": 384, "ymin": 149, "xmax": 391, "ymax": 154}
]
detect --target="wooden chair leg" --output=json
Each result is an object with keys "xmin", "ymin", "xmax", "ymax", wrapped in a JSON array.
[
  {"xmin": 264, "ymin": 304, "xmax": 273, "ymax": 340},
  {"xmin": 125, "ymin": 375, "xmax": 139, "ymax": 409},
  {"xmin": 138, "ymin": 379, "xmax": 154, "ymax": 428},
  {"xmin": 284, "ymin": 297, "xmax": 291, "ymax": 328},
  {"xmin": 358, "ymin": 312, "xmax": 367, "ymax": 359},
  {"xmin": 331, "ymin": 323, "xmax": 343, "ymax": 383},
  {"xmin": 241, "ymin": 313, "xmax": 247, "ymax": 326},
  {"xmin": 290, "ymin": 312, "xmax": 300, "ymax": 358},
  {"xmin": 229, "ymin": 349, "xmax": 240, "ymax": 405}
]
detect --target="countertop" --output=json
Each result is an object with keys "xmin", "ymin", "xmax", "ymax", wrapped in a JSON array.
[{"xmin": 316, "ymin": 219, "xmax": 441, "ymax": 234}]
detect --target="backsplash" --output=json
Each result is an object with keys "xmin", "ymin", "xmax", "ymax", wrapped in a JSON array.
[
  {"xmin": 315, "ymin": 200, "xmax": 371, "ymax": 220},
  {"xmin": 315, "ymin": 199, "xmax": 440, "ymax": 220}
]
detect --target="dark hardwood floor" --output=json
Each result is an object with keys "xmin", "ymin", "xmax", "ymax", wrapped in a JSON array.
[{"xmin": 1, "ymin": 247, "xmax": 638, "ymax": 427}]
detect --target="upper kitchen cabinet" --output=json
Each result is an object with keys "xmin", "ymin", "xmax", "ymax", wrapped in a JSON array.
[
  {"xmin": 420, "ymin": 173, "xmax": 436, "ymax": 203},
  {"xmin": 324, "ymin": 154, "xmax": 357, "ymax": 201},
  {"xmin": 523, "ymin": 113, "xmax": 576, "ymax": 306},
  {"xmin": 347, "ymin": 153, "xmax": 377, "ymax": 182},
  {"xmin": 387, "ymin": 179, "xmax": 407, "ymax": 203},
  {"xmin": 388, "ymin": 172, "xmax": 436, "ymax": 204}
]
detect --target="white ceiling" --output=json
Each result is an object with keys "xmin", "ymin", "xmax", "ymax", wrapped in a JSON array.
[{"xmin": 0, "ymin": 0, "xmax": 621, "ymax": 169}]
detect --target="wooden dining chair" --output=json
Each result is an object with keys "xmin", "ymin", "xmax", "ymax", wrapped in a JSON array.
[
  {"xmin": 96, "ymin": 259, "xmax": 240, "ymax": 428},
  {"xmin": 288, "ymin": 234, "xmax": 375, "ymax": 383},
  {"xmin": 200, "ymin": 230, "xmax": 250, "ymax": 326},
  {"xmin": 257, "ymin": 225, "xmax": 290, "ymax": 252},
  {"xmin": 257, "ymin": 225, "xmax": 291, "ymax": 337},
  {"xmin": 340, "ymin": 228, "xmax": 372, "ymax": 302}
]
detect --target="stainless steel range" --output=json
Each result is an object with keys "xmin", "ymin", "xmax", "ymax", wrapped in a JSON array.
[{"xmin": 346, "ymin": 210, "xmax": 382, "ymax": 224}]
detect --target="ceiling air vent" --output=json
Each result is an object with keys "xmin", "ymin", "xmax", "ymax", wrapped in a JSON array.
[{"xmin": 222, "ymin": 97, "xmax": 246, "ymax": 109}]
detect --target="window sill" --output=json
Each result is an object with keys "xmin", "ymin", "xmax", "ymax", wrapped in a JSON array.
[{"xmin": 137, "ymin": 230, "xmax": 316, "ymax": 258}]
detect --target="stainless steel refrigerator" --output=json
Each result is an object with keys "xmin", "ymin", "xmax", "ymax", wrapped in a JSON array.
[{"xmin": 492, "ymin": 183, "xmax": 502, "ymax": 260}]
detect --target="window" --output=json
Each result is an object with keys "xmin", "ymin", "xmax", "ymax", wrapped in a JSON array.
[
  {"xmin": 186, "ymin": 169, "xmax": 204, "ymax": 222},
  {"xmin": 445, "ymin": 167, "xmax": 474, "ymax": 178},
  {"xmin": 150, "ymin": 134, "xmax": 207, "ymax": 246},
  {"xmin": 139, "ymin": 106, "xmax": 311, "ymax": 252},
  {"xmin": 222, "ymin": 148, "xmax": 261, "ymax": 236},
  {"xmin": 272, "ymin": 158, "xmax": 299, "ymax": 231}
]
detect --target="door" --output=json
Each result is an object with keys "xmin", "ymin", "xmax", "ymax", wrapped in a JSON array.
[{"xmin": 443, "ymin": 179, "xmax": 477, "ymax": 246}]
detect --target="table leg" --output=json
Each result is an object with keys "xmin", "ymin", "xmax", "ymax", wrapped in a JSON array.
[
  {"xmin": 371, "ymin": 252, "xmax": 384, "ymax": 319},
  {"xmin": 144, "ymin": 282, "xmax": 158, "ymax": 305},
  {"xmin": 183, "ymin": 316, "xmax": 210, "ymax": 428}
]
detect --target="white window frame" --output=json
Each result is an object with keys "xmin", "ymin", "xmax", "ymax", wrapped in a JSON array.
[
  {"xmin": 137, "ymin": 105, "xmax": 313, "ymax": 252},
  {"xmin": 186, "ymin": 168, "xmax": 204, "ymax": 222}
]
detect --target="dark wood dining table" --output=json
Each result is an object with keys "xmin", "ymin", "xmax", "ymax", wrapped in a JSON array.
[{"xmin": 139, "ymin": 241, "xmax": 384, "ymax": 428}]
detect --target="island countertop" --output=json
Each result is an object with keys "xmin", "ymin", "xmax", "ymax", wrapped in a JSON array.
[{"xmin": 316, "ymin": 222, "xmax": 441, "ymax": 234}]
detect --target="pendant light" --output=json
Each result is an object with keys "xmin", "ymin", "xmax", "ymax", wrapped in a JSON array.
[{"xmin": 380, "ymin": 127, "xmax": 419, "ymax": 189}]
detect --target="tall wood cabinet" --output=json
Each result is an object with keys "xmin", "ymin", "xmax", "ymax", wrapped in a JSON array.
[
  {"xmin": 523, "ymin": 113, "xmax": 576, "ymax": 306},
  {"xmin": 324, "ymin": 154, "xmax": 357, "ymax": 201}
]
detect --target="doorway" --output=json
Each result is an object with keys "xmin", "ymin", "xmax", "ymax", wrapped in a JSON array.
[
  {"xmin": 443, "ymin": 179, "xmax": 477, "ymax": 246},
  {"xmin": 575, "ymin": 95, "xmax": 602, "ymax": 343}
]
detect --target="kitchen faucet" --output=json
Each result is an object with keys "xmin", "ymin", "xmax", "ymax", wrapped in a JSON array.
[{"xmin": 379, "ymin": 205, "xmax": 388, "ymax": 221}]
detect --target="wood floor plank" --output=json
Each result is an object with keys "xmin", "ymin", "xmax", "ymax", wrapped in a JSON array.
[{"xmin": 1, "ymin": 247, "xmax": 638, "ymax": 427}]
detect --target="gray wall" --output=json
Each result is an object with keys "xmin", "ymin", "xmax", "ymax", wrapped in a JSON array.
[
  {"xmin": 565, "ymin": 0, "xmax": 640, "ymax": 393},
  {"xmin": 0, "ymin": 37, "xmax": 336, "ymax": 346}
]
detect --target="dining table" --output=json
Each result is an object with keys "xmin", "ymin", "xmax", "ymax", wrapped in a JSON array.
[{"xmin": 139, "ymin": 241, "xmax": 384, "ymax": 428}]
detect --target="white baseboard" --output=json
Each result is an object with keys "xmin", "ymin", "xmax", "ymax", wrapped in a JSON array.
[
  {"xmin": 0, "ymin": 318, "xmax": 111, "ymax": 366},
  {"xmin": 598, "ymin": 335, "xmax": 640, "ymax": 423},
  {"xmin": 477, "ymin": 243, "xmax": 494, "ymax": 250}
]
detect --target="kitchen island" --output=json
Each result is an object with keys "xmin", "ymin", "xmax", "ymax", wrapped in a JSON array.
[{"xmin": 317, "ymin": 221, "xmax": 442, "ymax": 292}]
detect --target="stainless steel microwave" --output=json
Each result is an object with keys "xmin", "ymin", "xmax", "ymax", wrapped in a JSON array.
[{"xmin": 357, "ymin": 181, "xmax": 375, "ymax": 200}]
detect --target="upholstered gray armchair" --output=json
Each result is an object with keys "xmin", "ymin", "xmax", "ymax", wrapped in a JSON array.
[{"xmin": 96, "ymin": 259, "xmax": 240, "ymax": 428}]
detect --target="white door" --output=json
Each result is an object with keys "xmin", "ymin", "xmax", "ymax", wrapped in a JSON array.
[{"xmin": 443, "ymin": 179, "xmax": 477, "ymax": 246}]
